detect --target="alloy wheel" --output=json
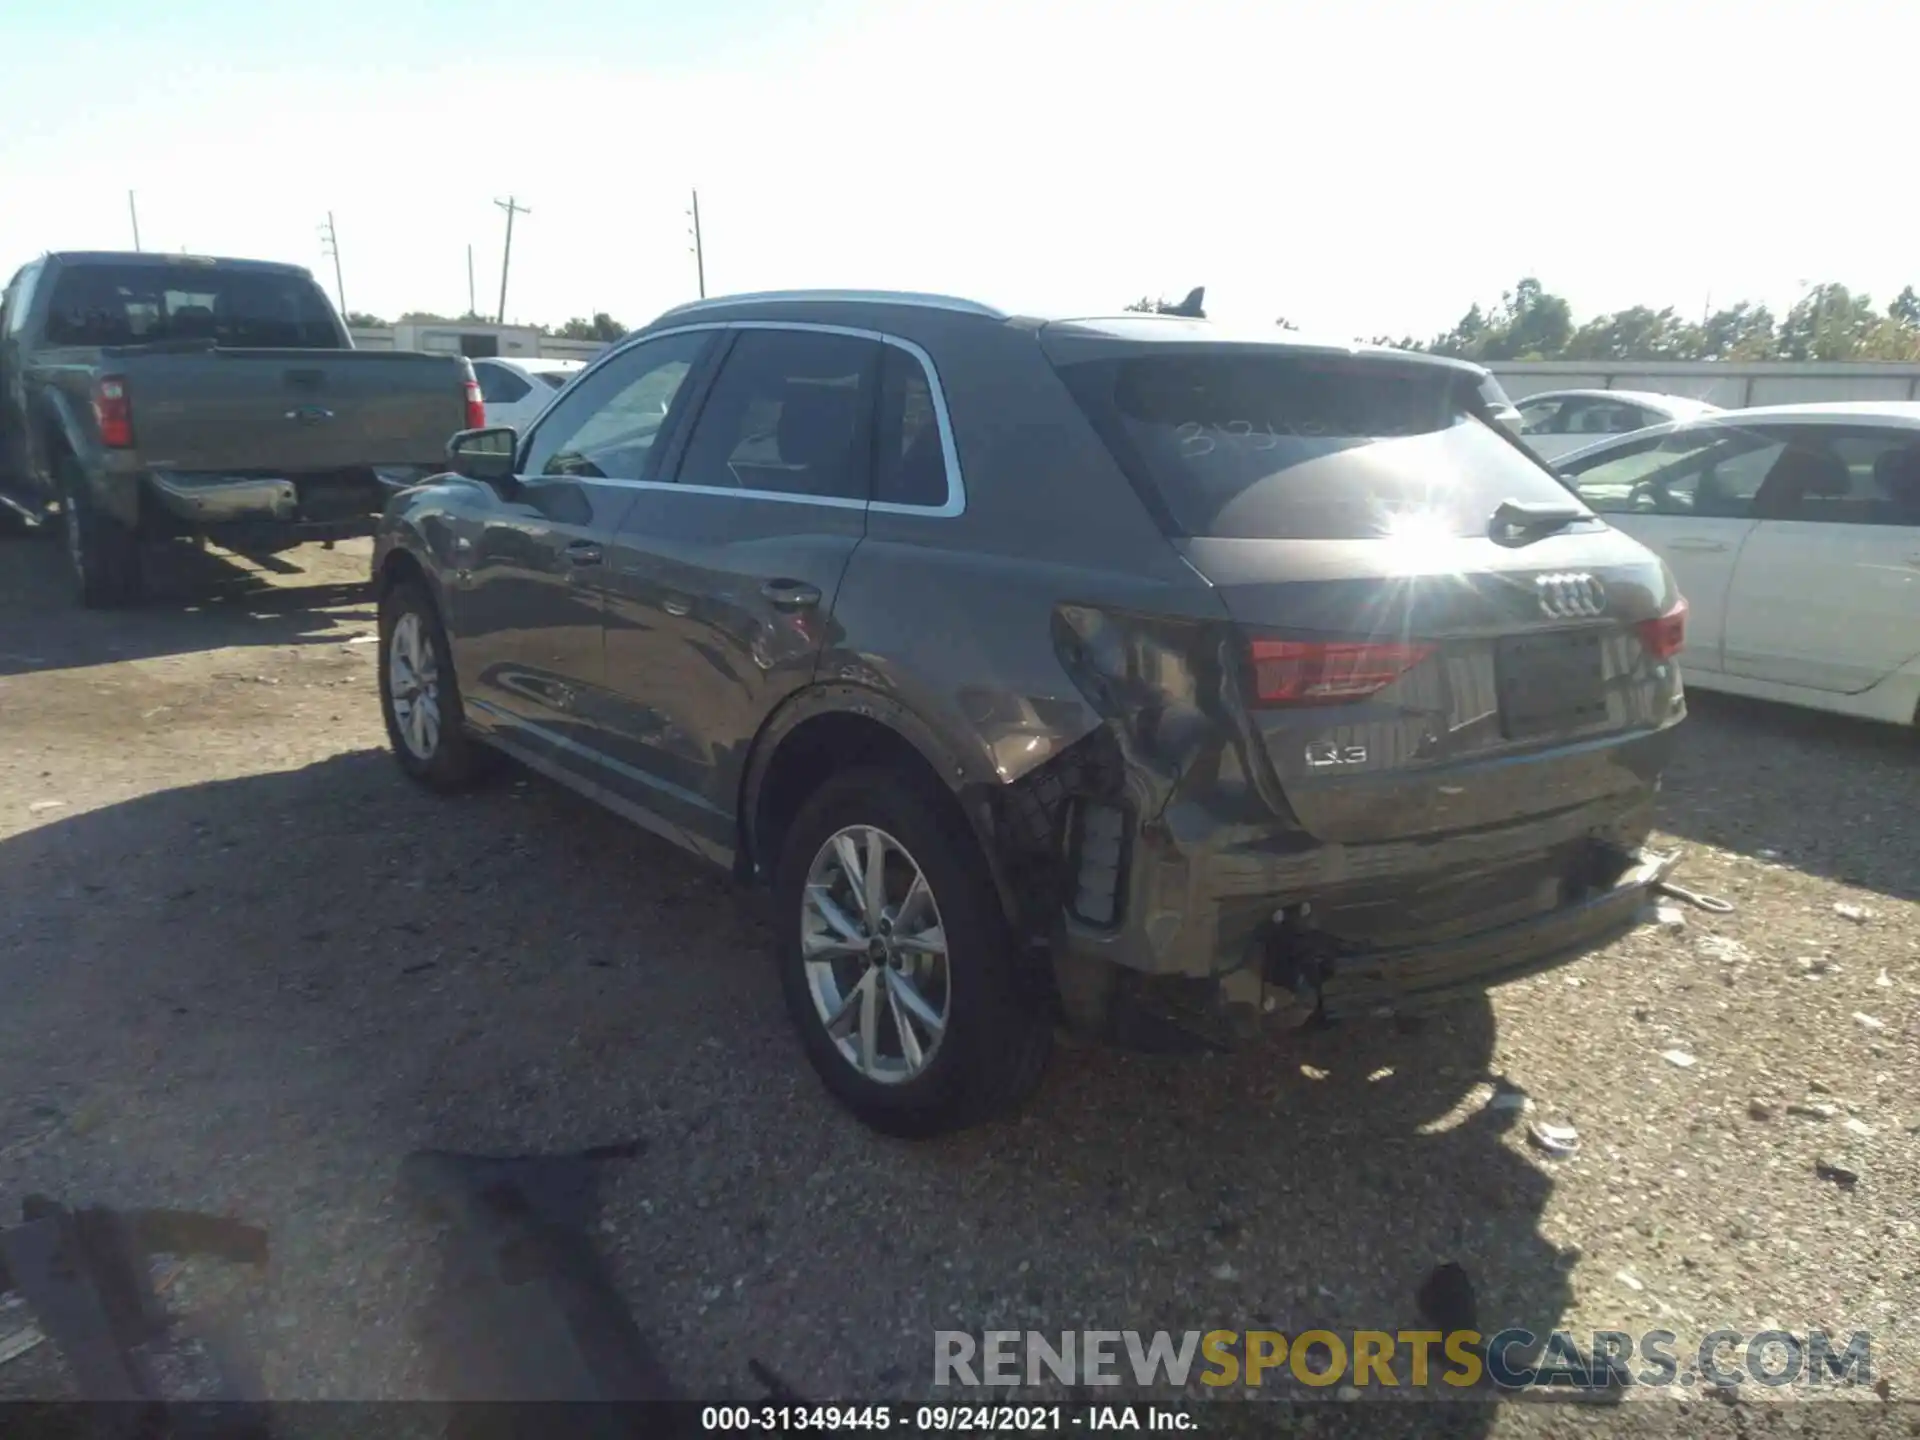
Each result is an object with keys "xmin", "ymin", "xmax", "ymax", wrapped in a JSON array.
[
  {"xmin": 801, "ymin": 824, "xmax": 950, "ymax": 1084},
  {"xmin": 389, "ymin": 611, "xmax": 443, "ymax": 761}
]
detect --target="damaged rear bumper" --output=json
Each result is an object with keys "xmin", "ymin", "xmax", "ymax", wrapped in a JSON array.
[{"xmin": 1072, "ymin": 845, "xmax": 1675, "ymax": 1046}]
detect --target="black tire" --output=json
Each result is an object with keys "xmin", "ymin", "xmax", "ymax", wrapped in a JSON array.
[
  {"xmin": 56, "ymin": 454, "xmax": 142, "ymax": 607},
  {"xmin": 378, "ymin": 579, "xmax": 492, "ymax": 791},
  {"xmin": 773, "ymin": 765, "xmax": 1052, "ymax": 1137}
]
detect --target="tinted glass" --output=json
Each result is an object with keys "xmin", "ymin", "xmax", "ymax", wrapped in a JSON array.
[
  {"xmin": 873, "ymin": 345, "xmax": 949, "ymax": 508},
  {"xmin": 1055, "ymin": 353, "xmax": 1583, "ymax": 540},
  {"xmin": 42, "ymin": 263, "xmax": 342, "ymax": 348},
  {"xmin": 524, "ymin": 330, "xmax": 713, "ymax": 481},
  {"xmin": 1750, "ymin": 427, "xmax": 1920, "ymax": 527},
  {"xmin": 476, "ymin": 362, "xmax": 531, "ymax": 404},
  {"xmin": 1563, "ymin": 428, "xmax": 1779, "ymax": 518},
  {"xmin": 536, "ymin": 370, "xmax": 573, "ymax": 390},
  {"xmin": 673, "ymin": 329, "xmax": 878, "ymax": 500},
  {"xmin": 1518, "ymin": 398, "xmax": 1569, "ymax": 435},
  {"xmin": 5, "ymin": 263, "xmax": 41, "ymax": 337}
]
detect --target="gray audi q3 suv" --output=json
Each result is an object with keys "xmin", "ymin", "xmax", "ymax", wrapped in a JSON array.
[{"xmin": 371, "ymin": 291, "xmax": 1688, "ymax": 1135}]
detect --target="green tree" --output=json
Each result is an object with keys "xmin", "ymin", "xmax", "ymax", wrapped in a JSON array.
[
  {"xmin": 1475, "ymin": 278, "xmax": 1574, "ymax": 361},
  {"xmin": 1564, "ymin": 306, "xmax": 1699, "ymax": 362},
  {"xmin": 1696, "ymin": 302, "xmax": 1777, "ymax": 361},
  {"xmin": 553, "ymin": 312, "xmax": 627, "ymax": 342},
  {"xmin": 343, "ymin": 310, "xmax": 389, "ymax": 328},
  {"xmin": 1274, "ymin": 316, "xmax": 1299, "ymax": 331},
  {"xmin": 1889, "ymin": 286, "xmax": 1920, "ymax": 329},
  {"xmin": 1778, "ymin": 284, "xmax": 1881, "ymax": 361}
]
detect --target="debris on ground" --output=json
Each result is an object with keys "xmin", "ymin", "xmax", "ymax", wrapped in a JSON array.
[
  {"xmin": 1814, "ymin": 1158, "xmax": 1861, "ymax": 1190},
  {"xmin": 1527, "ymin": 1123, "xmax": 1580, "ymax": 1158},
  {"xmin": 1834, "ymin": 903, "xmax": 1873, "ymax": 924},
  {"xmin": 1660, "ymin": 1049, "xmax": 1697, "ymax": 1069},
  {"xmin": 1853, "ymin": 1012, "xmax": 1886, "ymax": 1031},
  {"xmin": 1747, "ymin": 1100, "xmax": 1774, "ymax": 1121},
  {"xmin": 1787, "ymin": 1102, "xmax": 1838, "ymax": 1120},
  {"xmin": 1844, "ymin": 1118, "xmax": 1875, "ymax": 1138}
]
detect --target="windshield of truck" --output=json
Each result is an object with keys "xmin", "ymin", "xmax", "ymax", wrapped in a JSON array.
[
  {"xmin": 1055, "ymin": 351, "xmax": 1588, "ymax": 540},
  {"xmin": 41, "ymin": 263, "xmax": 344, "ymax": 348}
]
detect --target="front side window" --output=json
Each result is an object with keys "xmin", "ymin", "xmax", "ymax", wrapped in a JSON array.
[
  {"xmin": 1563, "ymin": 427, "xmax": 1780, "ymax": 518},
  {"xmin": 1517, "ymin": 398, "xmax": 1570, "ymax": 435},
  {"xmin": 672, "ymin": 329, "xmax": 879, "ymax": 501},
  {"xmin": 524, "ymin": 330, "xmax": 714, "ymax": 481}
]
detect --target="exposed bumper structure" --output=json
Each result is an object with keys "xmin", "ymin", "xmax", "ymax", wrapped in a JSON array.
[{"xmin": 147, "ymin": 472, "xmax": 298, "ymax": 524}]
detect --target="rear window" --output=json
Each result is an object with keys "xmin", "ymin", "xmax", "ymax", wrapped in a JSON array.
[
  {"xmin": 42, "ymin": 263, "xmax": 343, "ymax": 349},
  {"xmin": 1055, "ymin": 353, "xmax": 1588, "ymax": 540},
  {"xmin": 536, "ymin": 370, "xmax": 573, "ymax": 390}
]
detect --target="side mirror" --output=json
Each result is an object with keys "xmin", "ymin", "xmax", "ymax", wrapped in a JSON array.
[{"xmin": 447, "ymin": 427, "xmax": 519, "ymax": 489}]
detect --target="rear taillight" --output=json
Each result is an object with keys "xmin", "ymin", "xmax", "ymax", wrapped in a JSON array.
[
  {"xmin": 1248, "ymin": 638, "xmax": 1434, "ymax": 706},
  {"xmin": 93, "ymin": 375, "xmax": 133, "ymax": 448},
  {"xmin": 1636, "ymin": 597, "xmax": 1687, "ymax": 660},
  {"xmin": 463, "ymin": 376, "xmax": 486, "ymax": 431}
]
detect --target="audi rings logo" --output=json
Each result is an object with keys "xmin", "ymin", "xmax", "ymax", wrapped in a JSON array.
[{"xmin": 1536, "ymin": 572, "xmax": 1608, "ymax": 620}]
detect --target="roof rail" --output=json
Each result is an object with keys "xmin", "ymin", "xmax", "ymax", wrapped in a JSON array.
[{"xmin": 655, "ymin": 289, "xmax": 1007, "ymax": 321}]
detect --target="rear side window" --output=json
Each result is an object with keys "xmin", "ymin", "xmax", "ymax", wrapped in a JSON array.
[
  {"xmin": 1055, "ymin": 353, "xmax": 1584, "ymax": 540},
  {"xmin": 476, "ymin": 362, "xmax": 531, "ymax": 404},
  {"xmin": 536, "ymin": 370, "xmax": 573, "ymax": 390},
  {"xmin": 873, "ymin": 344, "xmax": 949, "ymax": 508},
  {"xmin": 41, "ymin": 263, "xmax": 342, "ymax": 348},
  {"xmin": 673, "ymin": 329, "xmax": 879, "ymax": 501}
]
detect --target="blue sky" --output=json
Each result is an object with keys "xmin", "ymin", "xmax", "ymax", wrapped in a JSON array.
[{"xmin": 2, "ymin": 0, "xmax": 1911, "ymax": 339}]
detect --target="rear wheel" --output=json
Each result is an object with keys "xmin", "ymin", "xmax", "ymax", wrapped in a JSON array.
[
  {"xmin": 378, "ymin": 581, "xmax": 491, "ymax": 791},
  {"xmin": 56, "ymin": 455, "xmax": 142, "ymax": 607},
  {"xmin": 773, "ymin": 766, "xmax": 1052, "ymax": 1137}
]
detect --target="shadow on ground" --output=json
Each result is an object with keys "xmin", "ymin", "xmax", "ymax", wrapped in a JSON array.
[
  {"xmin": 0, "ymin": 536, "xmax": 371, "ymax": 677},
  {"xmin": 1657, "ymin": 690, "xmax": 1920, "ymax": 901},
  {"xmin": 0, "ymin": 749, "xmax": 1585, "ymax": 1424}
]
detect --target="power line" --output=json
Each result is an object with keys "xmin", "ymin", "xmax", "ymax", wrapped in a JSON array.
[
  {"xmin": 319, "ymin": 213, "xmax": 347, "ymax": 317},
  {"xmin": 494, "ymin": 196, "xmax": 530, "ymax": 324}
]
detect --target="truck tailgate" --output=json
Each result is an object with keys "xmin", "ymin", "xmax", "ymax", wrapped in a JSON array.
[{"xmin": 115, "ymin": 348, "xmax": 469, "ymax": 473}]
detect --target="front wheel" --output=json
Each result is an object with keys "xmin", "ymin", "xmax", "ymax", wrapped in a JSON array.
[
  {"xmin": 773, "ymin": 766, "xmax": 1052, "ymax": 1137},
  {"xmin": 378, "ymin": 581, "xmax": 491, "ymax": 791}
]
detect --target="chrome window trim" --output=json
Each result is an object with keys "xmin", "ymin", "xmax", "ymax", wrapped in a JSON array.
[{"xmin": 553, "ymin": 320, "xmax": 967, "ymax": 517}]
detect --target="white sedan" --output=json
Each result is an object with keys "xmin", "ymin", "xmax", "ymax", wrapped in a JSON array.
[
  {"xmin": 471, "ymin": 356, "xmax": 585, "ymax": 430},
  {"xmin": 1514, "ymin": 389, "xmax": 1722, "ymax": 461},
  {"xmin": 1556, "ymin": 401, "xmax": 1920, "ymax": 727}
]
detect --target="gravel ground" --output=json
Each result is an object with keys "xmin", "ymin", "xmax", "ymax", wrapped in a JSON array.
[{"xmin": 0, "ymin": 535, "xmax": 1913, "ymax": 1434}]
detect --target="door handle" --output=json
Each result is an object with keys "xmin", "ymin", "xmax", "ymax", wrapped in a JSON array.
[
  {"xmin": 565, "ymin": 541, "xmax": 603, "ymax": 567},
  {"xmin": 761, "ymin": 579, "xmax": 821, "ymax": 611},
  {"xmin": 1667, "ymin": 538, "xmax": 1728, "ymax": 553}
]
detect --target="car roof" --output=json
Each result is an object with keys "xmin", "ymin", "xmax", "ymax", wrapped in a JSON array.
[
  {"xmin": 47, "ymin": 250, "xmax": 311, "ymax": 276},
  {"xmin": 487, "ymin": 356, "xmax": 583, "ymax": 372},
  {"xmin": 1523, "ymin": 388, "xmax": 1720, "ymax": 412},
  {"xmin": 646, "ymin": 290, "xmax": 1489, "ymax": 378},
  {"xmin": 1555, "ymin": 399, "xmax": 1920, "ymax": 466}
]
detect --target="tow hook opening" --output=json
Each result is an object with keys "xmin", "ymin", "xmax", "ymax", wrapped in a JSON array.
[{"xmin": 1262, "ymin": 903, "xmax": 1336, "ymax": 1024}]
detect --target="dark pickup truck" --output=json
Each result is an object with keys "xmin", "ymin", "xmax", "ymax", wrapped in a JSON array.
[{"xmin": 0, "ymin": 250, "xmax": 483, "ymax": 605}]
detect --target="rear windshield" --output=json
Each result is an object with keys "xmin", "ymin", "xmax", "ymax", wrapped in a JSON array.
[
  {"xmin": 41, "ymin": 263, "xmax": 343, "ymax": 349},
  {"xmin": 536, "ymin": 370, "xmax": 572, "ymax": 390},
  {"xmin": 1055, "ymin": 353, "xmax": 1588, "ymax": 540}
]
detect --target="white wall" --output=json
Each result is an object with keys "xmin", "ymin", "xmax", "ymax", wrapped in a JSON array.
[
  {"xmin": 346, "ymin": 324, "xmax": 610, "ymax": 362},
  {"xmin": 1490, "ymin": 361, "xmax": 1920, "ymax": 408}
]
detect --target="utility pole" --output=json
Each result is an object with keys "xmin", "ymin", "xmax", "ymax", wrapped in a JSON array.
[
  {"xmin": 494, "ymin": 196, "xmax": 530, "ymax": 324},
  {"xmin": 467, "ymin": 245, "xmax": 477, "ymax": 319},
  {"xmin": 319, "ymin": 213, "xmax": 347, "ymax": 316},
  {"xmin": 688, "ymin": 188, "xmax": 706, "ymax": 299},
  {"xmin": 128, "ymin": 191, "xmax": 142, "ymax": 251}
]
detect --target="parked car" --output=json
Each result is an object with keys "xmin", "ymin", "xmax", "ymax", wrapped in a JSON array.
[
  {"xmin": 372, "ymin": 291, "xmax": 1688, "ymax": 1135},
  {"xmin": 472, "ymin": 356, "xmax": 584, "ymax": 430},
  {"xmin": 1556, "ymin": 401, "xmax": 1920, "ymax": 727},
  {"xmin": 0, "ymin": 250, "xmax": 483, "ymax": 605},
  {"xmin": 1514, "ymin": 389, "xmax": 1721, "ymax": 461}
]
